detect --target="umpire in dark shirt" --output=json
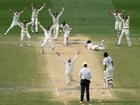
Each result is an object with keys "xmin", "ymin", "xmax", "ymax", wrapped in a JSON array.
[{"xmin": 80, "ymin": 62, "xmax": 91, "ymax": 103}]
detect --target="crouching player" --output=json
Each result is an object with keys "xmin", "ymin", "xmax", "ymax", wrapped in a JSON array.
[
  {"xmin": 103, "ymin": 52, "xmax": 114, "ymax": 88},
  {"xmin": 60, "ymin": 21, "xmax": 71, "ymax": 45},
  {"xmin": 85, "ymin": 40, "xmax": 105, "ymax": 51}
]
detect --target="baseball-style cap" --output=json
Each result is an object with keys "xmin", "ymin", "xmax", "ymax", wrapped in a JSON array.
[{"xmin": 82, "ymin": 62, "xmax": 88, "ymax": 66}]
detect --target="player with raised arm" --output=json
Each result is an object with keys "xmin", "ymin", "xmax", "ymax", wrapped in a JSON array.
[
  {"xmin": 60, "ymin": 21, "xmax": 71, "ymax": 45},
  {"xmin": 31, "ymin": 3, "xmax": 46, "ymax": 33},
  {"xmin": 19, "ymin": 20, "xmax": 32, "ymax": 47},
  {"xmin": 56, "ymin": 51, "xmax": 80, "ymax": 84},
  {"xmin": 117, "ymin": 12, "xmax": 132, "ymax": 47},
  {"xmin": 109, "ymin": 10, "xmax": 125, "ymax": 37},
  {"xmin": 5, "ymin": 8, "xmax": 26, "ymax": 35},
  {"xmin": 48, "ymin": 7, "xmax": 64, "ymax": 40},
  {"xmin": 38, "ymin": 22, "xmax": 55, "ymax": 54}
]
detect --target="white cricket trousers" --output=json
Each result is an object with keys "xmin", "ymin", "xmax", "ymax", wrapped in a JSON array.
[
  {"xmin": 115, "ymin": 21, "xmax": 122, "ymax": 30},
  {"xmin": 63, "ymin": 31, "xmax": 70, "ymax": 45},
  {"xmin": 53, "ymin": 24, "xmax": 59, "ymax": 39},
  {"xmin": 118, "ymin": 29, "xmax": 131, "ymax": 46},
  {"xmin": 21, "ymin": 32, "xmax": 31, "ymax": 41},
  {"xmin": 31, "ymin": 18, "xmax": 38, "ymax": 32},
  {"xmin": 6, "ymin": 22, "xmax": 19, "ymax": 33},
  {"xmin": 65, "ymin": 71, "xmax": 72, "ymax": 84},
  {"xmin": 41, "ymin": 38, "xmax": 54, "ymax": 48}
]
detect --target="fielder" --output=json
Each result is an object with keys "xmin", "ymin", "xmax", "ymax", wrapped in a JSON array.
[
  {"xmin": 60, "ymin": 21, "xmax": 71, "ymax": 45},
  {"xmin": 31, "ymin": 3, "xmax": 46, "ymax": 33},
  {"xmin": 85, "ymin": 40, "xmax": 105, "ymax": 51},
  {"xmin": 117, "ymin": 14, "xmax": 132, "ymax": 47},
  {"xmin": 48, "ymin": 8, "xmax": 64, "ymax": 40},
  {"xmin": 103, "ymin": 52, "xmax": 114, "ymax": 88},
  {"xmin": 109, "ymin": 10, "xmax": 124, "ymax": 37},
  {"xmin": 56, "ymin": 51, "xmax": 80, "ymax": 84},
  {"xmin": 38, "ymin": 22, "xmax": 55, "ymax": 54},
  {"xmin": 5, "ymin": 8, "xmax": 25, "ymax": 35},
  {"xmin": 19, "ymin": 20, "xmax": 32, "ymax": 47}
]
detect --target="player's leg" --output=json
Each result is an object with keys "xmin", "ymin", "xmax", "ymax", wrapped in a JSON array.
[
  {"xmin": 54, "ymin": 25, "xmax": 59, "ymax": 40},
  {"xmin": 80, "ymin": 80, "xmax": 85, "ymax": 103},
  {"xmin": 118, "ymin": 30, "xmax": 125, "ymax": 46},
  {"xmin": 110, "ymin": 69, "xmax": 114, "ymax": 88},
  {"xmin": 85, "ymin": 80, "xmax": 90, "ymax": 102},
  {"xmin": 125, "ymin": 30, "xmax": 131, "ymax": 47},
  {"xmin": 41, "ymin": 39, "xmax": 48, "ymax": 54},
  {"xmin": 26, "ymin": 33, "xmax": 32, "ymax": 46},
  {"xmin": 35, "ymin": 19, "xmax": 38, "ymax": 33},
  {"xmin": 118, "ymin": 22, "xmax": 122, "ymax": 36},
  {"xmin": 31, "ymin": 19, "xmax": 35, "ymax": 32},
  {"xmin": 115, "ymin": 22, "xmax": 119, "ymax": 37},
  {"xmin": 63, "ymin": 35, "xmax": 67, "ymax": 45},
  {"xmin": 65, "ymin": 71, "xmax": 71, "ymax": 84},
  {"xmin": 5, "ymin": 23, "xmax": 15, "ymax": 35},
  {"xmin": 20, "ymin": 33, "xmax": 25, "ymax": 46},
  {"xmin": 104, "ymin": 71, "xmax": 108, "ymax": 88},
  {"xmin": 48, "ymin": 39, "xmax": 55, "ymax": 51}
]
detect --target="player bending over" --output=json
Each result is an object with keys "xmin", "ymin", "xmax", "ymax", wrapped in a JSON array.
[
  {"xmin": 48, "ymin": 7, "xmax": 64, "ymax": 40},
  {"xmin": 85, "ymin": 40, "xmax": 105, "ymax": 51},
  {"xmin": 56, "ymin": 51, "xmax": 80, "ymax": 84},
  {"xmin": 5, "ymin": 8, "xmax": 26, "ymax": 35},
  {"xmin": 31, "ymin": 3, "xmax": 46, "ymax": 33},
  {"xmin": 38, "ymin": 22, "xmax": 55, "ymax": 54},
  {"xmin": 60, "ymin": 21, "xmax": 71, "ymax": 45},
  {"xmin": 19, "ymin": 20, "xmax": 32, "ymax": 47},
  {"xmin": 117, "ymin": 13, "xmax": 132, "ymax": 47},
  {"xmin": 103, "ymin": 52, "xmax": 114, "ymax": 88},
  {"xmin": 109, "ymin": 10, "xmax": 124, "ymax": 37}
]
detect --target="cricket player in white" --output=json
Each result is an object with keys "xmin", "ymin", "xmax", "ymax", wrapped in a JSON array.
[
  {"xmin": 48, "ymin": 8, "xmax": 64, "ymax": 40},
  {"xmin": 109, "ymin": 10, "xmax": 124, "ymax": 37},
  {"xmin": 56, "ymin": 51, "xmax": 80, "ymax": 84},
  {"xmin": 38, "ymin": 22, "xmax": 55, "ymax": 54},
  {"xmin": 31, "ymin": 3, "xmax": 46, "ymax": 33},
  {"xmin": 60, "ymin": 21, "xmax": 71, "ymax": 45},
  {"xmin": 103, "ymin": 52, "xmax": 114, "ymax": 88},
  {"xmin": 19, "ymin": 20, "xmax": 32, "ymax": 47},
  {"xmin": 5, "ymin": 9, "xmax": 25, "ymax": 35},
  {"xmin": 86, "ymin": 40, "xmax": 105, "ymax": 51},
  {"xmin": 118, "ymin": 15, "xmax": 132, "ymax": 47}
]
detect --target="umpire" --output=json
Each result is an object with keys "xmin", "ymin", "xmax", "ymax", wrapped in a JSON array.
[{"xmin": 80, "ymin": 62, "xmax": 91, "ymax": 103}]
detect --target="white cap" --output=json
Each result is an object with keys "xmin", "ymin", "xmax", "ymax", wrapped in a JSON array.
[{"xmin": 82, "ymin": 62, "xmax": 88, "ymax": 66}]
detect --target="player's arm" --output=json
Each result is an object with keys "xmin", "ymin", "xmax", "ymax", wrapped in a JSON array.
[
  {"xmin": 27, "ymin": 21, "xmax": 33, "ymax": 25},
  {"xmin": 58, "ymin": 7, "xmax": 64, "ymax": 17},
  {"xmin": 31, "ymin": 3, "xmax": 34, "ymax": 10},
  {"xmin": 38, "ymin": 22, "xmax": 45, "ymax": 31},
  {"xmin": 120, "ymin": 10, "xmax": 125, "ymax": 15},
  {"xmin": 68, "ymin": 24, "xmax": 71, "ymax": 31},
  {"xmin": 38, "ymin": 3, "xmax": 46, "ymax": 12},
  {"xmin": 104, "ymin": 65, "xmax": 107, "ymax": 71},
  {"xmin": 18, "ymin": 22, "xmax": 23, "ymax": 27},
  {"xmin": 48, "ymin": 8, "xmax": 54, "ymax": 18},
  {"xmin": 9, "ymin": 9, "xmax": 14, "ymax": 14},
  {"xmin": 127, "ymin": 12, "xmax": 131, "ymax": 20},
  {"xmin": 49, "ymin": 25, "xmax": 54, "ymax": 32},
  {"xmin": 56, "ymin": 52, "xmax": 65, "ymax": 63},
  {"xmin": 72, "ymin": 51, "xmax": 80, "ymax": 63},
  {"xmin": 19, "ymin": 7, "xmax": 27, "ymax": 15},
  {"xmin": 108, "ymin": 11, "xmax": 113, "ymax": 15}
]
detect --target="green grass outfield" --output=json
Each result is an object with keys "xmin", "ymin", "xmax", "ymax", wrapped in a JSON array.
[{"xmin": 0, "ymin": 0, "xmax": 140, "ymax": 105}]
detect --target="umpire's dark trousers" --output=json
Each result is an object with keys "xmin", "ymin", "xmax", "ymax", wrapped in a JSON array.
[{"xmin": 80, "ymin": 79, "xmax": 90, "ymax": 102}]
